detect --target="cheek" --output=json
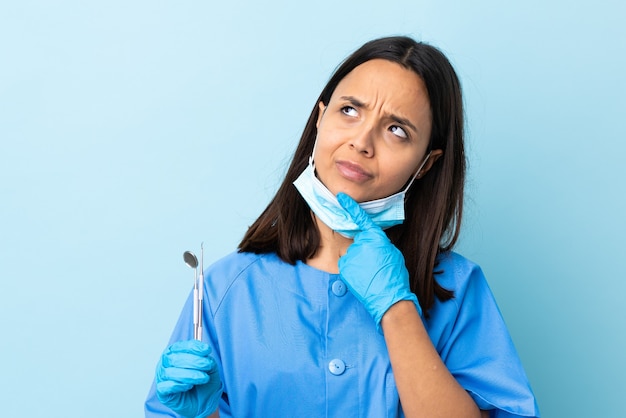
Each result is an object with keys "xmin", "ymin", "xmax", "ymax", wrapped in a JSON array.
[
  {"xmin": 313, "ymin": 128, "xmax": 341, "ymax": 160},
  {"xmin": 382, "ymin": 156, "xmax": 421, "ymax": 189}
]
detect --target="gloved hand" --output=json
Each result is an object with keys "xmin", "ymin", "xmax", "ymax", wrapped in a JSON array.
[
  {"xmin": 156, "ymin": 340, "xmax": 223, "ymax": 418},
  {"xmin": 337, "ymin": 192, "xmax": 422, "ymax": 330}
]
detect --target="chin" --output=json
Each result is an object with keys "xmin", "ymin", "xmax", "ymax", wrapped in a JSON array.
[{"xmin": 335, "ymin": 189, "xmax": 371, "ymax": 203}]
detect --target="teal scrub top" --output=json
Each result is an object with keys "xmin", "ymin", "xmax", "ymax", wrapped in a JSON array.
[{"xmin": 145, "ymin": 251, "xmax": 540, "ymax": 417}]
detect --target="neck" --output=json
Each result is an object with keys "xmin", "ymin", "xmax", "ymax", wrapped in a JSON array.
[{"xmin": 305, "ymin": 215, "xmax": 353, "ymax": 274}]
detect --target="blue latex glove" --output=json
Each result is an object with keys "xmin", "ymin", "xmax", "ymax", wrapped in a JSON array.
[
  {"xmin": 156, "ymin": 340, "xmax": 223, "ymax": 418},
  {"xmin": 337, "ymin": 192, "xmax": 422, "ymax": 329}
]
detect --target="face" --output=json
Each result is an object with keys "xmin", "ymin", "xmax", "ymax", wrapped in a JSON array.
[{"xmin": 314, "ymin": 59, "xmax": 437, "ymax": 203}]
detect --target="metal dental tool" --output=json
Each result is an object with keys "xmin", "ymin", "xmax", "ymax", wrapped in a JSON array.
[
  {"xmin": 183, "ymin": 250, "xmax": 201, "ymax": 340},
  {"xmin": 197, "ymin": 243, "xmax": 204, "ymax": 340}
]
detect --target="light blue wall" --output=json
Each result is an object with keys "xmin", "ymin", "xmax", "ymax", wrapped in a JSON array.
[{"xmin": 1, "ymin": 1, "xmax": 624, "ymax": 416}]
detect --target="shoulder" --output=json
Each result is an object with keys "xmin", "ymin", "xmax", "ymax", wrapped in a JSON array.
[
  {"xmin": 206, "ymin": 250, "xmax": 268, "ymax": 278},
  {"xmin": 428, "ymin": 252, "xmax": 541, "ymax": 417},
  {"xmin": 434, "ymin": 251, "xmax": 488, "ymax": 296},
  {"xmin": 427, "ymin": 251, "xmax": 499, "ymax": 337},
  {"xmin": 203, "ymin": 251, "xmax": 268, "ymax": 306},
  {"xmin": 203, "ymin": 251, "xmax": 298, "ymax": 312},
  {"xmin": 204, "ymin": 250, "xmax": 283, "ymax": 289}
]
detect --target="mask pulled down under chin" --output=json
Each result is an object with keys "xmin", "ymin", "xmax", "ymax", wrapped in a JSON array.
[{"xmin": 292, "ymin": 159, "xmax": 406, "ymax": 239}]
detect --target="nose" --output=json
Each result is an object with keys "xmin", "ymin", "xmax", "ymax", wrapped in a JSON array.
[{"xmin": 349, "ymin": 124, "xmax": 376, "ymax": 156}]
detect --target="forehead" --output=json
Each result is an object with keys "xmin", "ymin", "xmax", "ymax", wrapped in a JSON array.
[{"xmin": 332, "ymin": 59, "xmax": 430, "ymax": 108}]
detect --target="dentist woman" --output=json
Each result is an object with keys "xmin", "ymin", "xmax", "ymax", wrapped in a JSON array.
[{"xmin": 145, "ymin": 36, "xmax": 540, "ymax": 418}]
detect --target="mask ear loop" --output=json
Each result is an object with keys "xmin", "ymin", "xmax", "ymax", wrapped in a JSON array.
[
  {"xmin": 310, "ymin": 139, "xmax": 317, "ymax": 164},
  {"xmin": 309, "ymin": 136, "xmax": 320, "ymax": 170},
  {"xmin": 310, "ymin": 102, "xmax": 327, "ymax": 165},
  {"xmin": 401, "ymin": 151, "xmax": 432, "ymax": 193}
]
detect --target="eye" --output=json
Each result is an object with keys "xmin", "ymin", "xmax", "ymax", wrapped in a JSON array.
[
  {"xmin": 389, "ymin": 125, "xmax": 408, "ymax": 139},
  {"xmin": 341, "ymin": 106, "xmax": 358, "ymax": 117}
]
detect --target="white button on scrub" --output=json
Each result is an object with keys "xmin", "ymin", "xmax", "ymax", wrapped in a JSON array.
[{"xmin": 328, "ymin": 359, "xmax": 346, "ymax": 376}]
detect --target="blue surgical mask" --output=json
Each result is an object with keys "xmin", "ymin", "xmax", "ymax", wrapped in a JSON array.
[{"xmin": 293, "ymin": 152, "xmax": 431, "ymax": 238}]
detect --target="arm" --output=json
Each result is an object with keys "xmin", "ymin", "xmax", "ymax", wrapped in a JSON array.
[
  {"xmin": 382, "ymin": 301, "xmax": 487, "ymax": 418},
  {"xmin": 336, "ymin": 193, "xmax": 486, "ymax": 417}
]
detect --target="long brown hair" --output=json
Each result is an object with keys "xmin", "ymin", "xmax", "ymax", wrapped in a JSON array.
[{"xmin": 239, "ymin": 36, "xmax": 465, "ymax": 313}]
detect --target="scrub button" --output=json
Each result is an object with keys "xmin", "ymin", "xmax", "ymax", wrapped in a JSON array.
[
  {"xmin": 331, "ymin": 280, "xmax": 347, "ymax": 297},
  {"xmin": 328, "ymin": 359, "xmax": 346, "ymax": 376}
]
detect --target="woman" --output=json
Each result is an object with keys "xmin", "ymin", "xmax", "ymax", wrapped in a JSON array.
[{"xmin": 145, "ymin": 36, "xmax": 540, "ymax": 417}]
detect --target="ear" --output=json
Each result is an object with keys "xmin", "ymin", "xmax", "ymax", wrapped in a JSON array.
[
  {"xmin": 416, "ymin": 149, "xmax": 443, "ymax": 178},
  {"xmin": 316, "ymin": 102, "xmax": 326, "ymax": 129}
]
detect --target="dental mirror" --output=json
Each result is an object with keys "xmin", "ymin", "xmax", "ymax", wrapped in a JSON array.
[
  {"xmin": 183, "ymin": 251, "xmax": 198, "ymax": 269},
  {"xmin": 183, "ymin": 249, "xmax": 201, "ymax": 340}
]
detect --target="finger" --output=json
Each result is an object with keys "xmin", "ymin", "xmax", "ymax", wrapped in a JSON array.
[
  {"xmin": 336, "ymin": 192, "xmax": 376, "ymax": 231},
  {"xmin": 162, "ymin": 352, "xmax": 216, "ymax": 371},
  {"xmin": 168, "ymin": 340, "xmax": 212, "ymax": 356},
  {"xmin": 156, "ymin": 380, "xmax": 195, "ymax": 397},
  {"xmin": 160, "ymin": 366, "xmax": 211, "ymax": 386}
]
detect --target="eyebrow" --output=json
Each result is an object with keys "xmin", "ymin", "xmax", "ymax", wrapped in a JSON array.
[{"xmin": 340, "ymin": 95, "xmax": 419, "ymax": 134}]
